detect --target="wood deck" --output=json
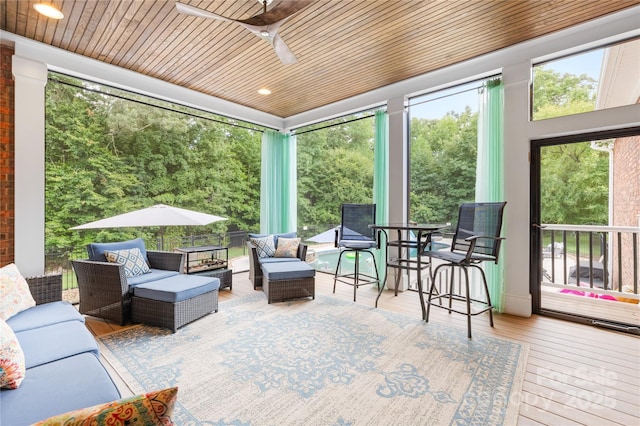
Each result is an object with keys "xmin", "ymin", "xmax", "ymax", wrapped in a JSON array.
[{"xmin": 85, "ymin": 270, "xmax": 640, "ymax": 426}]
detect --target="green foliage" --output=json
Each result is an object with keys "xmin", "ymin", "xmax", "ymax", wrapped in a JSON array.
[
  {"xmin": 297, "ymin": 116, "xmax": 375, "ymax": 229},
  {"xmin": 409, "ymin": 107, "xmax": 478, "ymax": 224},
  {"xmin": 532, "ymin": 66, "xmax": 597, "ymax": 120},
  {"xmin": 45, "ymin": 76, "xmax": 261, "ymax": 252},
  {"xmin": 540, "ymin": 142, "xmax": 609, "ymax": 225},
  {"xmin": 532, "ymin": 67, "xmax": 608, "ymax": 225}
]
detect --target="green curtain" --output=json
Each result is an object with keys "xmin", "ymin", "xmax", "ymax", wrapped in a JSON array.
[
  {"xmin": 260, "ymin": 130, "xmax": 297, "ymax": 234},
  {"xmin": 475, "ymin": 78, "xmax": 505, "ymax": 312},
  {"xmin": 373, "ymin": 109, "xmax": 389, "ymax": 271}
]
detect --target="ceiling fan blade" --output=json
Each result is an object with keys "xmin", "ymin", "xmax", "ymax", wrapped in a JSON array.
[
  {"xmin": 271, "ymin": 33, "xmax": 298, "ymax": 64},
  {"xmin": 238, "ymin": 0, "xmax": 313, "ymax": 26},
  {"xmin": 175, "ymin": 2, "xmax": 232, "ymax": 22},
  {"xmin": 239, "ymin": 23, "xmax": 295, "ymax": 64}
]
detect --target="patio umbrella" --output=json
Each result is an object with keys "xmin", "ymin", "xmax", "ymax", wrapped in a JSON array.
[
  {"xmin": 70, "ymin": 204, "xmax": 227, "ymax": 249},
  {"xmin": 306, "ymin": 227, "xmax": 339, "ymax": 243},
  {"xmin": 70, "ymin": 204, "xmax": 226, "ymax": 229}
]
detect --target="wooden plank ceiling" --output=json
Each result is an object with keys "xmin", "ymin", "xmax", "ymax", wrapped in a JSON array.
[{"xmin": 2, "ymin": 0, "xmax": 638, "ymax": 118}]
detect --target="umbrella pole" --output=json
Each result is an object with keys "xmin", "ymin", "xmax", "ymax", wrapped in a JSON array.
[{"xmin": 158, "ymin": 226, "xmax": 165, "ymax": 251}]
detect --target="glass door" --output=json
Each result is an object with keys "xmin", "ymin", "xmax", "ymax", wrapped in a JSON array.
[{"xmin": 531, "ymin": 130, "xmax": 640, "ymax": 334}]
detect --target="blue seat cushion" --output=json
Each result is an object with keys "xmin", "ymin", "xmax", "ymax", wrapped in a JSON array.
[
  {"xmin": 339, "ymin": 240, "xmax": 377, "ymax": 249},
  {"xmin": 133, "ymin": 275, "xmax": 220, "ymax": 303},
  {"xmin": 5, "ymin": 301, "xmax": 84, "ymax": 333},
  {"xmin": 16, "ymin": 321, "xmax": 100, "ymax": 369},
  {"xmin": 261, "ymin": 262, "xmax": 316, "ymax": 281},
  {"xmin": 127, "ymin": 268, "xmax": 179, "ymax": 287},
  {"xmin": 0, "ymin": 353, "xmax": 121, "ymax": 426},
  {"xmin": 87, "ymin": 238, "xmax": 148, "ymax": 262},
  {"xmin": 258, "ymin": 257, "xmax": 301, "ymax": 265}
]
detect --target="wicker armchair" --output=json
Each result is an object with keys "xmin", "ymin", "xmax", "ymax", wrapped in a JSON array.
[
  {"xmin": 72, "ymin": 250, "xmax": 183, "ymax": 325},
  {"xmin": 248, "ymin": 242, "xmax": 308, "ymax": 290}
]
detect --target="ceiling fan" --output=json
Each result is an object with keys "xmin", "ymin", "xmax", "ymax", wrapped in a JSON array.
[{"xmin": 175, "ymin": 0, "xmax": 312, "ymax": 64}]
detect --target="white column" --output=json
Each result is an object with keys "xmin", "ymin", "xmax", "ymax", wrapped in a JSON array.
[
  {"xmin": 502, "ymin": 61, "xmax": 532, "ymax": 316},
  {"xmin": 386, "ymin": 96, "xmax": 409, "ymax": 291},
  {"xmin": 12, "ymin": 55, "xmax": 47, "ymax": 277}
]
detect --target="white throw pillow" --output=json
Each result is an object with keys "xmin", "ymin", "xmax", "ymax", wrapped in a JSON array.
[
  {"xmin": 0, "ymin": 263, "xmax": 36, "ymax": 321},
  {"xmin": 0, "ymin": 318, "xmax": 26, "ymax": 389}
]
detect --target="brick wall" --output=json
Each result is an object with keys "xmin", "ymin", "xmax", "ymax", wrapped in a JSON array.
[
  {"xmin": 0, "ymin": 42, "xmax": 14, "ymax": 267},
  {"xmin": 611, "ymin": 109, "xmax": 640, "ymax": 288}
]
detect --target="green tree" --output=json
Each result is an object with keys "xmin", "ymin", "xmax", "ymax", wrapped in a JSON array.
[
  {"xmin": 297, "ymin": 115, "xmax": 375, "ymax": 232},
  {"xmin": 409, "ymin": 107, "xmax": 478, "ymax": 224},
  {"xmin": 532, "ymin": 66, "xmax": 597, "ymax": 120}
]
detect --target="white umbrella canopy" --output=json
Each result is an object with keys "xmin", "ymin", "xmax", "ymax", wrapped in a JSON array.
[
  {"xmin": 70, "ymin": 204, "xmax": 227, "ymax": 230},
  {"xmin": 307, "ymin": 227, "xmax": 339, "ymax": 243}
]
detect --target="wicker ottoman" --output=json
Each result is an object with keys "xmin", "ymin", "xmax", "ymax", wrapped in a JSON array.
[
  {"xmin": 261, "ymin": 262, "xmax": 315, "ymax": 304},
  {"xmin": 131, "ymin": 275, "xmax": 220, "ymax": 332}
]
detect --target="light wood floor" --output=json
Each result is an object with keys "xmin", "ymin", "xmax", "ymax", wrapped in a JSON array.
[{"xmin": 85, "ymin": 271, "xmax": 640, "ymax": 426}]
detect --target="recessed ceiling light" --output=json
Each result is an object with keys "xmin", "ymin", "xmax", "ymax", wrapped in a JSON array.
[
  {"xmin": 33, "ymin": 3, "xmax": 64, "ymax": 20},
  {"xmin": 258, "ymin": 88, "xmax": 272, "ymax": 95}
]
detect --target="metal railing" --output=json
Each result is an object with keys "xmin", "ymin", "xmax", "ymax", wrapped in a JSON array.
[{"xmin": 541, "ymin": 224, "xmax": 639, "ymax": 296}]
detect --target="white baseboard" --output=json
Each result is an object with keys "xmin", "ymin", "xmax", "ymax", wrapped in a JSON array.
[{"xmin": 504, "ymin": 292, "xmax": 532, "ymax": 317}]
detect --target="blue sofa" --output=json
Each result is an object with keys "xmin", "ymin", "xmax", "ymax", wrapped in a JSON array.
[{"xmin": 0, "ymin": 275, "xmax": 121, "ymax": 425}]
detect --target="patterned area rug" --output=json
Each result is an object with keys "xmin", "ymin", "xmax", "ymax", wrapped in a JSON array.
[{"xmin": 98, "ymin": 293, "xmax": 528, "ymax": 425}]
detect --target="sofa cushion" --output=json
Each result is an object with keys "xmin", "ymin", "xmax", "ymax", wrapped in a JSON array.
[
  {"xmin": 0, "ymin": 352, "xmax": 121, "ymax": 426},
  {"xmin": 6, "ymin": 301, "xmax": 84, "ymax": 333},
  {"xmin": 274, "ymin": 237, "xmax": 301, "ymax": 258},
  {"xmin": 261, "ymin": 262, "xmax": 316, "ymax": 281},
  {"xmin": 0, "ymin": 319, "xmax": 25, "ymax": 389},
  {"xmin": 104, "ymin": 247, "xmax": 151, "ymax": 277},
  {"xmin": 249, "ymin": 232, "xmax": 296, "ymax": 248},
  {"xmin": 127, "ymin": 268, "xmax": 180, "ymax": 287},
  {"xmin": 16, "ymin": 321, "xmax": 99, "ymax": 369},
  {"xmin": 0, "ymin": 263, "xmax": 36, "ymax": 321},
  {"xmin": 259, "ymin": 257, "xmax": 301, "ymax": 266},
  {"xmin": 133, "ymin": 275, "xmax": 220, "ymax": 303},
  {"xmin": 87, "ymin": 238, "xmax": 148, "ymax": 262},
  {"xmin": 34, "ymin": 387, "xmax": 178, "ymax": 426},
  {"xmin": 250, "ymin": 235, "xmax": 276, "ymax": 258}
]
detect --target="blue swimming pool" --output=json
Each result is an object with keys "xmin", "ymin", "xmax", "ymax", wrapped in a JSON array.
[
  {"xmin": 310, "ymin": 241, "xmax": 450, "ymax": 274},
  {"xmin": 310, "ymin": 249, "xmax": 377, "ymax": 274}
]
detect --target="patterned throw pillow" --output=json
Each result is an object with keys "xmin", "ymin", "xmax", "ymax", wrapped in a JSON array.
[
  {"xmin": 0, "ymin": 263, "xmax": 36, "ymax": 321},
  {"xmin": 34, "ymin": 387, "xmax": 178, "ymax": 426},
  {"xmin": 274, "ymin": 237, "xmax": 301, "ymax": 258},
  {"xmin": 0, "ymin": 318, "xmax": 26, "ymax": 389},
  {"xmin": 250, "ymin": 235, "xmax": 276, "ymax": 258},
  {"xmin": 104, "ymin": 247, "xmax": 151, "ymax": 278}
]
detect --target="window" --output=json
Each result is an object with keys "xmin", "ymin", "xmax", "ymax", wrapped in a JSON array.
[
  {"xmin": 295, "ymin": 113, "xmax": 376, "ymax": 238},
  {"xmin": 45, "ymin": 73, "xmax": 265, "ymax": 257},
  {"xmin": 532, "ymin": 37, "xmax": 640, "ymax": 121},
  {"xmin": 408, "ymin": 80, "xmax": 483, "ymax": 225}
]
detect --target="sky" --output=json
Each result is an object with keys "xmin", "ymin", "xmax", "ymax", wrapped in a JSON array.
[{"xmin": 409, "ymin": 49, "xmax": 604, "ymax": 120}]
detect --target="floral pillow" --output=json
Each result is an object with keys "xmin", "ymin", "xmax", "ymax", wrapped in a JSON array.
[
  {"xmin": 250, "ymin": 235, "xmax": 276, "ymax": 258},
  {"xmin": 104, "ymin": 248, "xmax": 151, "ymax": 278},
  {"xmin": 0, "ymin": 318, "xmax": 26, "ymax": 389},
  {"xmin": 274, "ymin": 237, "xmax": 301, "ymax": 258},
  {"xmin": 34, "ymin": 387, "xmax": 178, "ymax": 426},
  {"xmin": 0, "ymin": 263, "xmax": 36, "ymax": 321}
]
